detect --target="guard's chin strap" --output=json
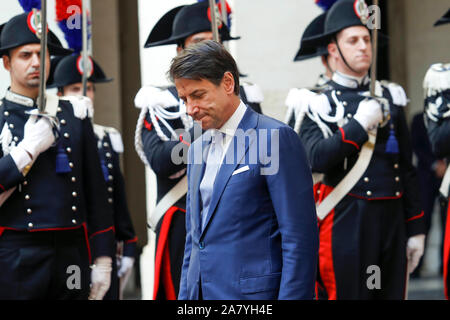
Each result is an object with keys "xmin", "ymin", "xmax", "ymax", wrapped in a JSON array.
[
  {"xmin": 323, "ymin": 54, "xmax": 334, "ymax": 76},
  {"xmin": 333, "ymin": 35, "xmax": 359, "ymax": 75}
]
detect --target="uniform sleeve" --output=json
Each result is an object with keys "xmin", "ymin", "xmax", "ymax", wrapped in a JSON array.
[
  {"xmin": 265, "ymin": 126, "xmax": 319, "ymax": 300},
  {"xmin": 82, "ymin": 119, "xmax": 115, "ymax": 260},
  {"xmin": 141, "ymin": 113, "xmax": 193, "ymax": 177},
  {"xmin": 299, "ymin": 114, "xmax": 368, "ymax": 172},
  {"xmin": 0, "ymin": 154, "xmax": 24, "ymax": 196},
  {"xmin": 109, "ymin": 140, "xmax": 137, "ymax": 258},
  {"xmin": 396, "ymin": 106, "xmax": 426, "ymax": 237}
]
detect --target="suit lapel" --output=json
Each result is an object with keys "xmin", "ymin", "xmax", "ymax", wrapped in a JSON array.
[{"xmin": 200, "ymin": 107, "xmax": 258, "ymax": 238}]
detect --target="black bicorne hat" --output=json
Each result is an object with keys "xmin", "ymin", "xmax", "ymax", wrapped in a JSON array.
[
  {"xmin": 294, "ymin": 12, "xmax": 329, "ymax": 62},
  {"xmin": 0, "ymin": 11, "xmax": 72, "ymax": 56},
  {"xmin": 305, "ymin": 0, "xmax": 389, "ymax": 47},
  {"xmin": 48, "ymin": 53, "xmax": 113, "ymax": 88},
  {"xmin": 434, "ymin": 8, "xmax": 450, "ymax": 26},
  {"xmin": 144, "ymin": 1, "xmax": 239, "ymax": 48}
]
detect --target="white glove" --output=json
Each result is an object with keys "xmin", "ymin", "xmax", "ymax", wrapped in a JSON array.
[
  {"xmin": 89, "ymin": 256, "xmax": 113, "ymax": 300},
  {"xmin": 117, "ymin": 256, "xmax": 134, "ymax": 278},
  {"xmin": 17, "ymin": 114, "xmax": 56, "ymax": 160},
  {"xmin": 134, "ymin": 86, "xmax": 178, "ymax": 109},
  {"xmin": 406, "ymin": 234, "xmax": 426, "ymax": 274},
  {"xmin": 353, "ymin": 98, "xmax": 383, "ymax": 131}
]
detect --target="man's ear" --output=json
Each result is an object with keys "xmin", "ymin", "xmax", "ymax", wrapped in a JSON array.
[
  {"xmin": 3, "ymin": 55, "xmax": 11, "ymax": 71},
  {"xmin": 327, "ymin": 42, "xmax": 338, "ymax": 60},
  {"xmin": 222, "ymin": 71, "xmax": 235, "ymax": 95}
]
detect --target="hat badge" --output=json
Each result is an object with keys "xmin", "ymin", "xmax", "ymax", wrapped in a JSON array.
[
  {"xmin": 27, "ymin": 9, "xmax": 48, "ymax": 40},
  {"xmin": 354, "ymin": 0, "xmax": 369, "ymax": 25},
  {"xmin": 76, "ymin": 55, "xmax": 94, "ymax": 77}
]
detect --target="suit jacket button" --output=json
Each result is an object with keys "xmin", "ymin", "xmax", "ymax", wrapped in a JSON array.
[{"xmin": 199, "ymin": 242, "xmax": 205, "ymax": 250}]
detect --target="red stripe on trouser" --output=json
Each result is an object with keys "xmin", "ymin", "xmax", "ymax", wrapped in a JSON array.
[
  {"xmin": 317, "ymin": 184, "xmax": 337, "ymax": 300},
  {"xmin": 444, "ymin": 199, "xmax": 450, "ymax": 300},
  {"xmin": 153, "ymin": 206, "xmax": 179, "ymax": 300}
]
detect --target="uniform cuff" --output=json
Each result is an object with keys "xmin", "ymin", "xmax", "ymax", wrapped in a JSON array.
[{"xmin": 9, "ymin": 146, "xmax": 32, "ymax": 172}]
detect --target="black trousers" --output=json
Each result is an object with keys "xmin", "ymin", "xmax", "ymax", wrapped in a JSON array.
[
  {"xmin": 0, "ymin": 228, "xmax": 90, "ymax": 300},
  {"xmin": 318, "ymin": 194, "xmax": 407, "ymax": 300}
]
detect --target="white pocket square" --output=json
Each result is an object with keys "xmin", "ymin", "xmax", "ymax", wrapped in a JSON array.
[{"xmin": 232, "ymin": 165, "xmax": 250, "ymax": 176}]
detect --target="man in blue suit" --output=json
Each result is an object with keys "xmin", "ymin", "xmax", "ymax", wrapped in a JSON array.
[{"xmin": 169, "ymin": 40, "xmax": 319, "ymax": 300}]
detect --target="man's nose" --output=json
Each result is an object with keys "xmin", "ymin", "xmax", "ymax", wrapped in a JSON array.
[
  {"xmin": 31, "ymin": 53, "xmax": 40, "ymax": 67},
  {"xmin": 186, "ymin": 101, "xmax": 196, "ymax": 116}
]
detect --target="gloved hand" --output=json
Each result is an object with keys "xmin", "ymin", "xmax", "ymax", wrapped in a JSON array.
[
  {"xmin": 89, "ymin": 256, "xmax": 113, "ymax": 300},
  {"xmin": 353, "ymin": 98, "xmax": 383, "ymax": 131},
  {"xmin": 406, "ymin": 234, "xmax": 426, "ymax": 274},
  {"xmin": 134, "ymin": 86, "xmax": 178, "ymax": 109},
  {"xmin": 17, "ymin": 114, "xmax": 56, "ymax": 160},
  {"xmin": 117, "ymin": 256, "xmax": 135, "ymax": 278}
]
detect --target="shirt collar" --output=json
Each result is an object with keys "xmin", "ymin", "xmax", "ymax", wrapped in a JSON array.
[
  {"xmin": 332, "ymin": 71, "xmax": 370, "ymax": 89},
  {"xmin": 218, "ymin": 100, "xmax": 247, "ymax": 138},
  {"xmin": 5, "ymin": 89, "xmax": 36, "ymax": 107}
]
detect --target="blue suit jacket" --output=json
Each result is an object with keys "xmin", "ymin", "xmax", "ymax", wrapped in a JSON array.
[{"xmin": 179, "ymin": 107, "xmax": 319, "ymax": 300}]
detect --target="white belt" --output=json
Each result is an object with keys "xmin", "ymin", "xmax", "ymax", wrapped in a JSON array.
[
  {"xmin": 147, "ymin": 175, "xmax": 188, "ymax": 231},
  {"xmin": 316, "ymin": 130, "xmax": 377, "ymax": 220}
]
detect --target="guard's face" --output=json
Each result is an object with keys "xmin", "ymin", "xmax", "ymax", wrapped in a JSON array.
[
  {"xmin": 177, "ymin": 31, "xmax": 218, "ymax": 53},
  {"xmin": 62, "ymin": 82, "xmax": 95, "ymax": 102},
  {"xmin": 3, "ymin": 43, "xmax": 50, "ymax": 90},
  {"xmin": 329, "ymin": 26, "xmax": 372, "ymax": 76},
  {"xmin": 175, "ymin": 72, "xmax": 235, "ymax": 131}
]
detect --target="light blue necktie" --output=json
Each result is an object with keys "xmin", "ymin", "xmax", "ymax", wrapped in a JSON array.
[{"xmin": 199, "ymin": 131, "xmax": 224, "ymax": 230}]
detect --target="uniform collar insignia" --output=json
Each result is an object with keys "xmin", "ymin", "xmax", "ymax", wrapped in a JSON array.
[
  {"xmin": 5, "ymin": 90, "xmax": 35, "ymax": 107},
  {"xmin": 332, "ymin": 71, "xmax": 370, "ymax": 89}
]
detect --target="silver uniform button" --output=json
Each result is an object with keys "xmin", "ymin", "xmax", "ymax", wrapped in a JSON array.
[
  {"xmin": 108, "ymin": 164, "xmax": 113, "ymax": 169},
  {"xmin": 23, "ymin": 181, "xmax": 28, "ymax": 186},
  {"xmin": 66, "ymin": 147, "xmax": 72, "ymax": 153},
  {"xmin": 4, "ymin": 111, "xmax": 9, "ymax": 116},
  {"xmin": 9, "ymin": 123, "xmax": 14, "ymax": 129},
  {"xmin": 28, "ymin": 222, "xmax": 33, "ymax": 228},
  {"xmin": 72, "ymin": 206, "xmax": 77, "ymax": 212},
  {"xmin": 343, "ymin": 101, "xmax": 348, "ymax": 106},
  {"xmin": 61, "ymin": 119, "xmax": 66, "ymax": 125},
  {"xmin": 395, "ymin": 176, "xmax": 400, "ymax": 182},
  {"xmin": 27, "ymin": 208, "xmax": 32, "ymax": 214},
  {"xmin": 72, "ymin": 192, "xmax": 77, "ymax": 197},
  {"xmin": 394, "ymin": 163, "xmax": 399, "ymax": 169},
  {"xmin": 366, "ymin": 191, "xmax": 372, "ymax": 196},
  {"xmin": 71, "ymin": 177, "xmax": 76, "ymax": 182},
  {"xmin": 69, "ymin": 162, "xmax": 74, "ymax": 168},
  {"xmin": 106, "ymin": 152, "xmax": 111, "ymax": 158},
  {"xmin": 347, "ymin": 113, "xmax": 353, "ymax": 118},
  {"xmin": 72, "ymin": 219, "xmax": 77, "ymax": 224},
  {"xmin": 395, "ymin": 192, "xmax": 401, "ymax": 197},
  {"xmin": 25, "ymin": 195, "xmax": 30, "ymax": 200},
  {"xmin": 108, "ymin": 187, "xmax": 113, "ymax": 193},
  {"xmin": 364, "ymin": 177, "xmax": 369, "ymax": 183},
  {"xmin": 64, "ymin": 133, "xmax": 70, "ymax": 138},
  {"xmin": 103, "ymin": 142, "xmax": 109, "ymax": 148},
  {"xmin": 337, "ymin": 90, "xmax": 342, "ymax": 95},
  {"xmin": 57, "ymin": 107, "xmax": 62, "ymax": 112},
  {"xmin": 108, "ymin": 175, "xmax": 113, "ymax": 181},
  {"xmin": 108, "ymin": 198, "xmax": 113, "ymax": 204},
  {"xmin": 13, "ymin": 136, "xmax": 19, "ymax": 142}
]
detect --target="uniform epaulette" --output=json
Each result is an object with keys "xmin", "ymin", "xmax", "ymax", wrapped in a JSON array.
[
  {"xmin": 241, "ymin": 82, "xmax": 264, "ymax": 103},
  {"xmin": 380, "ymin": 80, "xmax": 409, "ymax": 107},
  {"xmin": 423, "ymin": 63, "xmax": 450, "ymax": 97},
  {"xmin": 134, "ymin": 85, "xmax": 179, "ymax": 110},
  {"xmin": 94, "ymin": 124, "xmax": 124, "ymax": 153},
  {"xmin": 61, "ymin": 95, "xmax": 94, "ymax": 119}
]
